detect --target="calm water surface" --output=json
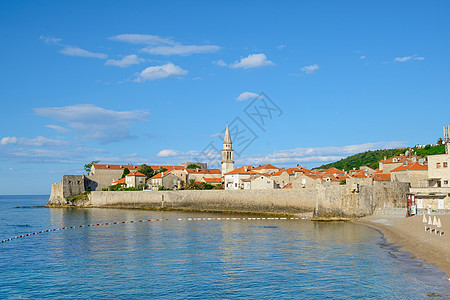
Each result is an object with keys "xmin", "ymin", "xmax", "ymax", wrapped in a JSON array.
[{"xmin": 1, "ymin": 195, "xmax": 449, "ymax": 299}]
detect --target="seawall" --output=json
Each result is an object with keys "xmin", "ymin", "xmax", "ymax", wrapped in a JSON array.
[{"xmin": 48, "ymin": 182, "xmax": 410, "ymax": 218}]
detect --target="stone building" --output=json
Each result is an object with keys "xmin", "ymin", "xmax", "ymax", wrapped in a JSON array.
[
  {"xmin": 125, "ymin": 172, "xmax": 147, "ymax": 188},
  {"xmin": 252, "ymin": 164, "xmax": 281, "ymax": 175},
  {"xmin": 148, "ymin": 171, "xmax": 180, "ymax": 190},
  {"xmin": 224, "ymin": 166, "xmax": 258, "ymax": 190},
  {"xmin": 390, "ymin": 161, "xmax": 428, "ymax": 187},
  {"xmin": 379, "ymin": 155, "xmax": 412, "ymax": 174},
  {"xmin": 410, "ymin": 143, "xmax": 450, "ymax": 211},
  {"xmin": 427, "ymin": 142, "xmax": 450, "ymax": 188},
  {"xmin": 186, "ymin": 169, "xmax": 222, "ymax": 183},
  {"xmin": 250, "ymin": 174, "xmax": 279, "ymax": 189}
]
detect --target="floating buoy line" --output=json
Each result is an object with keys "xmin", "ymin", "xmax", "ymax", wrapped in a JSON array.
[{"xmin": 1, "ymin": 216, "xmax": 300, "ymax": 244}]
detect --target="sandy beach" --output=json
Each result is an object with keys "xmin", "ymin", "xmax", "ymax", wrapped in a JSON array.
[{"xmin": 355, "ymin": 214, "xmax": 450, "ymax": 276}]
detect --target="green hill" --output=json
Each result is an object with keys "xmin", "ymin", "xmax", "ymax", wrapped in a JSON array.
[{"xmin": 315, "ymin": 144, "xmax": 445, "ymax": 171}]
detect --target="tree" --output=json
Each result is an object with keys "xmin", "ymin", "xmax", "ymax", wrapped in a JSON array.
[
  {"xmin": 84, "ymin": 160, "xmax": 100, "ymax": 175},
  {"xmin": 186, "ymin": 163, "xmax": 201, "ymax": 169},
  {"xmin": 437, "ymin": 138, "xmax": 444, "ymax": 145},
  {"xmin": 138, "ymin": 164, "xmax": 154, "ymax": 179},
  {"xmin": 121, "ymin": 168, "xmax": 130, "ymax": 178}
]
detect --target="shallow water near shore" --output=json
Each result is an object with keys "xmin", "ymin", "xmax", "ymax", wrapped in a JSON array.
[{"xmin": 1, "ymin": 195, "xmax": 449, "ymax": 299}]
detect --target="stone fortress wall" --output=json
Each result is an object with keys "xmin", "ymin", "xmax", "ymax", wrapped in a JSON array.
[{"xmin": 49, "ymin": 182, "xmax": 410, "ymax": 218}]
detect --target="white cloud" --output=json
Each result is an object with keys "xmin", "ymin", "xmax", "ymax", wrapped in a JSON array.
[
  {"xmin": 213, "ymin": 59, "xmax": 227, "ymax": 67},
  {"xmin": 228, "ymin": 54, "xmax": 274, "ymax": 69},
  {"xmin": 142, "ymin": 44, "xmax": 220, "ymax": 56},
  {"xmin": 60, "ymin": 46, "xmax": 107, "ymax": 59},
  {"xmin": 360, "ymin": 55, "xmax": 366, "ymax": 59},
  {"xmin": 156, "ymin": 149, "xmax": 181, "ymax": 157},
  {"xmin": 34, "ymin": 104, "xmax": 149, "ymax": 143},
  {"xmin": 136, "ymin": 63, "xmax": 188, "ymax": 81},
  {"xmin": 45, "ymin": 125, "xmax": 69, "ymax": 133},
  {"xmin": 237, "ymin": 92, "xmax": 260, "ymax": 101},
  {"xmin": 40, "ymin": 35, "xmax": 61, "ymax": 45},
  {"xmin": 394, "ymin": 54, "xmax": 425, "ymax": 62},
  {"xmin": 109, "ymin": 34, "xmax": 174, "ymax": 45},
  {"xmin": 210, "ymin": 132, "xmax": 223, "ymax": 138},
  {"xmin": 0, "ymin": 136, "xmax": 69, "ymax": 147},
  {"xmin": 277, "ymin": 45, "xmax": 286, "ymax": 49},
  {"xmin": 301, "ymin": 64, "xmax": 319, "ymax": 74},
  {"xmin": 8, "ymin": 168, "xmax": 13, "ymax": 171},
  {"xmin": 105, "ymin": 54, "xmax": 144, "ymax": 67}
]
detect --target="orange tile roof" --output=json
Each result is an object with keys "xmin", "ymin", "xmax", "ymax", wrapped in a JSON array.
[
  {"xmin": 379, "ymin": 156, "xmax": 411, "ymax": 164},
  {"xmin": 94, "ymin": 164, "xmax": 141, "ymax": 170},
  {"xmin": 126, "ymin": 171, "xmax": 146, "ymax": 177},
  {"xmin": 186, "ymin": 168, "xmax": 221, "ymax": 174},
  {"xmin": 93, "ymin": 164, "xmax": 185, "ymax": 171},
  {"xmin": 203, "ymin": 177, "xmax": 222, "ymax": 183},
  {"xmin": 150, "ymin": 165, "xmax": 185, "ymax": 170},
  {"xmin": 372, "ymin": 173, "xmax": 391, "ymax": 181},
  {"xmin": 351, "ymin": 173, "xmax": 369, "ymax": 178},
  {"xmin": 391, "ymin": 162, "xmax": 428, "ymax": 172},
  {"xmin": 149, "ymin": 170, "xmax": 174, "ymax": 179},
  {"xmin": 112, "ymin": 178, "xmax": 126, "ymax": 184},
  {"xmin": 253, "ymin": 164, "xmax": 280, "ymax": 170},
  {"xmin": 224, "ymin": 166, "xmax": 258, "ymax": 175},
  {"xmin": 271, "ymin": 169, "xmax": 285, "ymax": 176},
  {"xmin": 323, "ymin": 168, "xmax": 346, "ymax": 175}
]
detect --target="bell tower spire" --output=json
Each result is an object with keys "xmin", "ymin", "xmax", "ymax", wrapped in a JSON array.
[{"xmin": 221, "ymin": 124, "xmax": 234, "ymax": 174}]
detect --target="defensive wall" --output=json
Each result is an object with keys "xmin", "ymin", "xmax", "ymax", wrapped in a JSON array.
[{"xmin": 48, "ymin": 182, "xmax": 410, "ymax": 218}]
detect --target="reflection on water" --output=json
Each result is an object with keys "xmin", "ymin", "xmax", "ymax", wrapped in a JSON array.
[{"xmin": 0, "ymin": 195, "xmax": 449, "ymax": 299}]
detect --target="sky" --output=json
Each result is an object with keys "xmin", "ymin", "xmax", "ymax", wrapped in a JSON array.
[{"xmin": 1, "ymin": 1, "xmax": 450, "ymax": 195}]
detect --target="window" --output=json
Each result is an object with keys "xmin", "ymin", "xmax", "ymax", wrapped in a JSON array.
[
  {"xmin": 444, "ymin": 162, "xmax": 448, "ymax": 168},
  {"xmin": 444, "ymin": 180, "xmax": 449, "ymax": 187},
  {"xmin": 436, "ymin": 163, "xmax": 441, "ymax": 168}
]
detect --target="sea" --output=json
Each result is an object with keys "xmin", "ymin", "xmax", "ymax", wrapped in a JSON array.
[{"xmin": 1, "ymin": 195, "xmax": 449, "ymax": 299}]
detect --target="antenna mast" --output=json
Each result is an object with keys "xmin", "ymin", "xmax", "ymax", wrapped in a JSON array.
[{"xmin": 444, "ymin": 125, "xmax": 450, "ymax": 142}]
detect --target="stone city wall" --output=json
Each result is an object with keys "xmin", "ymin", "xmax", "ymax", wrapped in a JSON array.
[{"xmin": 50, "ymin": 182, "xmax": 409, "ymax": 218}]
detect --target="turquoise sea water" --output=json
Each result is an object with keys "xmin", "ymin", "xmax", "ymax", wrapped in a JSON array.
[{"xmin": 1, "ymin": 195, "xmax": 449, "ymax": 299}]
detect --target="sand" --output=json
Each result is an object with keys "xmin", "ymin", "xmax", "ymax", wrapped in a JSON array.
[{"xmin": 354, "ymin": 214, "xmax": 450, "ymax": 276}]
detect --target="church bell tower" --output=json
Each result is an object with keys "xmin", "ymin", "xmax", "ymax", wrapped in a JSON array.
[{"xmin": 221, "ymin": 124, "xmax": 234, "ymax": 175}]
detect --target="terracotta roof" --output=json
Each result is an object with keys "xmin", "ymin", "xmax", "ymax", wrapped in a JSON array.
[
  {"xmin": 351, "ymin": 173, "xmax": 369, "ymax": 178},
  {"xmin": 224, "ymin": 166, "xmax": 258, "ymax": 175},
  {"xmin": 271, "ymin": 169, "xmax": 285, "ymax": 176},
  {"xmin": 323, "ymin": 168, "xmax": 346, "ymax": 175},
  {"xmin": 112, "ymin": 178, "xmax": 126, "ymax": 184},
  {"xmin": 149, "ymin": 170, "xmax": 173, "ymax": 179},
  {"xmin": 391, "ymin": 162, "xmax": 428, "ymax": 172},
  {"xmin": 283, "ymin": 183, "xmax": 292, "ymax": 189},
  {"xmin": 126, "ymin": 171, "xmax": 146, "ymax": 177},
  {"xmin": 150, "ymin": 165, "xmax": 185, "ymax": 170},
  {"xmin": 203, "ymin": 177, "xmax": 222, "ymax": 183},
  {"xmin": 372, "ymin": 173, "xmax": 391, "ymax": 181},
  {"xmin": 93, "ymin": 164, "xmax": 141, "ymax": 170},
  {"xmin": 93, "ymin": 164, "xmax": 185, "ymax": 171},
  {"xmin": 253, "ymin": 164, "xmax": 280, "ymax": 170},
  {"xmin": 186, "ymin": 168, "xmax": 221, "ymax": 174},
  {"xmin": 379, "ymin": 156, "xmax": 410, "ymax": 164},
  {"xmin": 304, "ymin": 173, "xmax": 325, "ymax": 181}
]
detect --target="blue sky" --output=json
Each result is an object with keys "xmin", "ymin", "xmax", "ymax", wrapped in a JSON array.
[{"xmin": 1, "ymin": 1, "xmax": 449, "ymax": 194}]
